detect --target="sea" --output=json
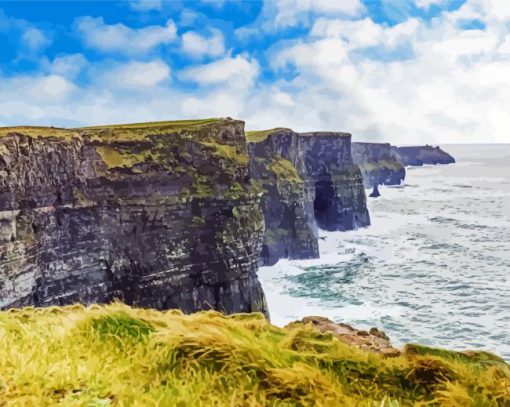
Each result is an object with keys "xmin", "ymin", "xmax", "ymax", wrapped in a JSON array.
[{"xmin": 258, "ymin": 144, "xmax": 510, "ymax": 360}]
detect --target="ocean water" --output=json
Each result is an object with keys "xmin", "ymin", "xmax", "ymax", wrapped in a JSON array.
[{"xmin": 258, "ymin": 144, "xmax": 510, "ymax": 360}]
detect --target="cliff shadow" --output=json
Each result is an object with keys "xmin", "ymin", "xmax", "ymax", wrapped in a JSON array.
[{"xmin": 313, "ymin": 176, "xmax": 359, "ymax": 232}]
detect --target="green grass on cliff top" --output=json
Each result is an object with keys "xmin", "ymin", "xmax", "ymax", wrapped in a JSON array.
[
  {"xmin": 78, "ymin": 118, "xmax": 221, "ymax": 131},
  {"xmin": 246, "ymin": 128, "xmax": 351, "ymax": 143},
  {"xmin": 0, "ymin": 303, "xmax": 508, "ymax": 406},
  {"xmin": 246, "ymin": 128, "xmax": 291, "ymax": 143},
  {"xmin": 0, "ymin": 119, "xmax": 225, "ymax": 140}
]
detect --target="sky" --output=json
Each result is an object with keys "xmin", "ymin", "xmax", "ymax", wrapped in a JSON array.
[{"xmin": 0, "ymin": 0, "xmax": 509, "ymax": 144}]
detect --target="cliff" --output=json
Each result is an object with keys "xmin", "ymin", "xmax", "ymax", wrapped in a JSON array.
[
  {"xmin": 0, "ymin": 303, "xmax": 507, "ymax": 405},
  {"xmin": 392, "ymin": 145, "xmax": 456, "ymax": 166},
  {"xmin": 0, "ymin": 119, "xmax": 268, "ymax": 316},
  {"xmin": 352, "ymin": 142, "xmax": 406, "ymax": 188},
  {"xmin": 247, "ymin": 129, "xmax": 369, "ymax": 266}
]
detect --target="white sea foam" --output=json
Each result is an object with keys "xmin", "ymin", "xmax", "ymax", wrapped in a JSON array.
[{"xmin": 258, "ymin": 144, "xmax": 510, "ymax": 360}]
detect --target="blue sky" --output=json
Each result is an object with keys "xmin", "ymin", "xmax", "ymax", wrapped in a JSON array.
[{"xmin": 0, "ymin": 0, "xmax": 509, "ymax": 144}]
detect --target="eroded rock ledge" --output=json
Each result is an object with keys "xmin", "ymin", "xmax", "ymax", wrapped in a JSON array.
[
  {"xmin": 290, "ymin": 316, "xmax": 401, "ymax": 357},
  {"xmin": 0, "ymin": 119, "xmax": 268, "ymax": 316},
  {"xmin": 391, "ymin": 145, "xmax": 456, "ymax": 166},
  {"xmin": 247, "ymin": 128, "xmax": 370, "ymax": 266},
  {"xmin": 352, "ymin": 142, "xmax": 406, "ymax": 188}
]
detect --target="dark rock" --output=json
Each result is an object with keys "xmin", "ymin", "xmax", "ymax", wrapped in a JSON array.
[
  {"xmin": 352, "ymin": 142, "xmax": 406, "ymax": 188},
  {"xmin": 0, "ymin": 119, "xmax": 268, "ymax": 318},
  {"xmin": 391, "ymin": 145, "xmax": 455, "ymax": 166},
  {"xmin": 369, "ymin": 327, "xmax": 390, "ymax": 341},
  {"xmin": 247, "ymin": 129, "xmax": 370, "ymax": 266},
  {"xmin": 369, "ymin": 185, "xmax": 381, "ymax": 198}
]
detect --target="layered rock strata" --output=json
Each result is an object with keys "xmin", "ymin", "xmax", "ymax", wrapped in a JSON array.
[
  {"xmin": 352, "ymin": 142, "xmax": 406, "ymax": 188},
  {"xmin": 247, "ymin": 128, "xmax": 370, "ymax": 266},
  {"xmin": 391, "ymin": 145, "xmax": 455, "ymax": 166},
  {"xmin": 0, "ymin": 119, "xmax": 268, "ymax": 316}
]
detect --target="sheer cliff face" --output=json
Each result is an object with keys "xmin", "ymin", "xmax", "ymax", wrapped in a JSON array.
[
  {"xmin": 248, "ymin": 130, "xmax": 318, "ymax": 266},
  {"xmin": 391, "ymin": 145, "xmax": 455, "ymax": 166},
  {"xmin": 0, "ymin": 120, "xmax": 268, "ymax": 316},
  {"xmin": 248, "ymin": 129, "xmax": 369, "ymax": 266},
  {"xmin": 352, "ymin": 142, "xmax": 406, "ymax": 188}
]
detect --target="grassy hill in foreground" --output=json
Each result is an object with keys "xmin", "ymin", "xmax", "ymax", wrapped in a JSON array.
[{"xmin": 0, "ymin": 304, "xmax": 508, "ymax": 406}]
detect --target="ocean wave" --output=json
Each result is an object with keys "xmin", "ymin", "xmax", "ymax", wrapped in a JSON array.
[{"xmin": 259, "ymin": 146, "xmax": 510, "ymax": 360}]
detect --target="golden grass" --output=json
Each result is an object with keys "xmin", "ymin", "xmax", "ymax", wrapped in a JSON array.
[
  {"xmin": 0, "ymin": 303, "xmax": 508, "ymax": 406},
  {"xmin": 0, "ymin": 126, "xmax": 78, "ymax": 140},
  {"xmin": 78, "ymin": 118, "xmax": 221, "ymax": 130},
  {"xmin": 245, "ymin": 128, "xmax": 291, "ymax": 143},
  {"xmin": 0, "ymin": 119, "xmax": 225, "ymax": 142},
  {"xmin": 199, "ymin": 141, "xmax": 249, "ymax": 166},
  {"xmin": 269, "ymin": 157, "xmax": 303, "ymax": 184},
  {"xmin": 95, "ymin": 146, "xmax": 152, "ymax": 169}
]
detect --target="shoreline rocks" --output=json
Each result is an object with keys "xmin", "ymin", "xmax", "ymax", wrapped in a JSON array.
[{"xmin": 291, "ymin": 316, "xmax": 401, "ymax": 357}]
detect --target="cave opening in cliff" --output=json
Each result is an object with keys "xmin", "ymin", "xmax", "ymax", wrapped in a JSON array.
[{"xmin": 314, "ymin": 180, "xmax": 337, "ymax": 230}]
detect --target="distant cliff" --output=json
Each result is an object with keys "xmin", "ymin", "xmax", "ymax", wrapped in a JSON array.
[
  {"xmin": 0, "ymin": 119, "xmax": 268, "ymax": 316},
  {"xmin": 352, "ymin": 142, "xmax": 406, "ymax": 188},
  {"xmin": 248, "ymin": 129, "xmax": 369, "ymax": 266},
  {"xmin": 391, "ymin": 145, "xmax": 455, "ymax": 166}
]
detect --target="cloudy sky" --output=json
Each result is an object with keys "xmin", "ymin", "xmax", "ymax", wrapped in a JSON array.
[{"xmin": 1, "ymin": 0, "xmax": 509, "ymax": 144}]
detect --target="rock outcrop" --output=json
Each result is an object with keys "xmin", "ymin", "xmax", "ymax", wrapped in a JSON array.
[
  {"xmin": 0, "ymin": 119, "xmax": 268, "ymax": 317},
  {"xmin": 391, "ymin": 145, "xmax": 455, "ymax": 166},
  {"xmin": 247, "ymin": 129, "xmax": 370, "ymax": 266},
  {"xmin": 369, "ymin": 185, "xmax": 381, "ymax": 198},
  {"xmin": 290, "ymin": 316, "xmax": 401, "ymax": 357},
  {"xmin": 352, "ymin": 142, "xmax": 406, "ymax": 188}
]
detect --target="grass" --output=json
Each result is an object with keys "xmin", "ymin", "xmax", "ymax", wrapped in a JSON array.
[
  {"xmin": 199, "ymin": 141, "xmax": 249, "ymax": 166},
  {"xmin": 0, "ymin": 126, "xmax": 78, "ymax": 140},
  {"xmin": 95, "ymin": 146, "xmax": 152, "ymax": 169},
  {"xmin": 0, "ymin": 303, "xmax": 508, "ymax": 406},
  {"xmin": 78, "ymin": 118, "xmax": 221, "ymax": 130},
  {"xmin": 359, "ymin": 159, "xmax": 404, "ymax": 172},
  {"xmin": 245, "ymin": 128, "xmax": 291, "ymax": 143},
  {"xmin": 0, "ymin": 118, "xmax": 227, "ymax": 143},
  {"xmin": 268, "ymin": 157, "xmax": 303, "ymax": 184}
]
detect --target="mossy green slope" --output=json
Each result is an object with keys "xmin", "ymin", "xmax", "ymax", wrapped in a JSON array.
[
  {"xmin": 246, "ymin": 128, "xmax": 291, "ymax": 143},
  {"xmin": 0, "ymin": 118, "xmax": 254, "ymax": 200},
  {"xmin": 0, "ymin": 304, "xmax": 508, "ymax": 406}
]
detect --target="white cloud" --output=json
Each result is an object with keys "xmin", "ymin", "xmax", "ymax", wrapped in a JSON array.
[
  {"xmin": 179, "ymin": 55, "xmax": 259, "ymax": 89},
  {"xmin": 199, "ymin": 0, "xmax": 228, "ymax": 8},
  {"xmin": 75, "ymin": 17, "xmax": 177, "ymax": 54},
  {"xmin": 32, "ymin": 75, "xmax": 75, "ymax": 99},
  {"xmin": 102, "ymin": 60, "xmax": 171, "ymax": 88},
  {"xmin": 267, "ymin": 0, "xmax": 365, "ymax": 30},
  {"xmin": 21, "ymin": 27, "xmax": 51, "ymax": 51},
  {"xmin": 1, "ymin": 0, "xmax": 510, "ymax": 145},
  {"xmin": 181, "ymin": 29, "xmax": 225, "ymax": 58},
  {"xmin": 414, "ymin": 0, "xmax": 445, "ymax": 9},
  {"xmin": 236, "ymin": 0, "xmax": 365, "ymax": 37},
  {"xmin": 484, "ymin": 0, "xmax": 510, "ymax": 20},
  {"xmin": 251, "ymin": 6, "xmax": 510, "ymax": 144},
  {"xmin": 310, "ymin": 17, "xmax": 420, "ymax": 49},
  {"xmin": 273, "ymin": 38, "xmax": 350, "ymax": 71},
  {"xmin": 499, "ymin": 35, "xmax": 510, "ymax": 54},
  {"xmin": 129, "ymin": 0, "xmax": 161, "ymax": 11},
  {"xmin": 50, "ymin": 54, "xmax": 87, "ymax": 78}
]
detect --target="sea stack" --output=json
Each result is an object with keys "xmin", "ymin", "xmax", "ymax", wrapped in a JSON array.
[{"xmin": 369, "ymin": 184, "xmax": 381, "ymax": 198}]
